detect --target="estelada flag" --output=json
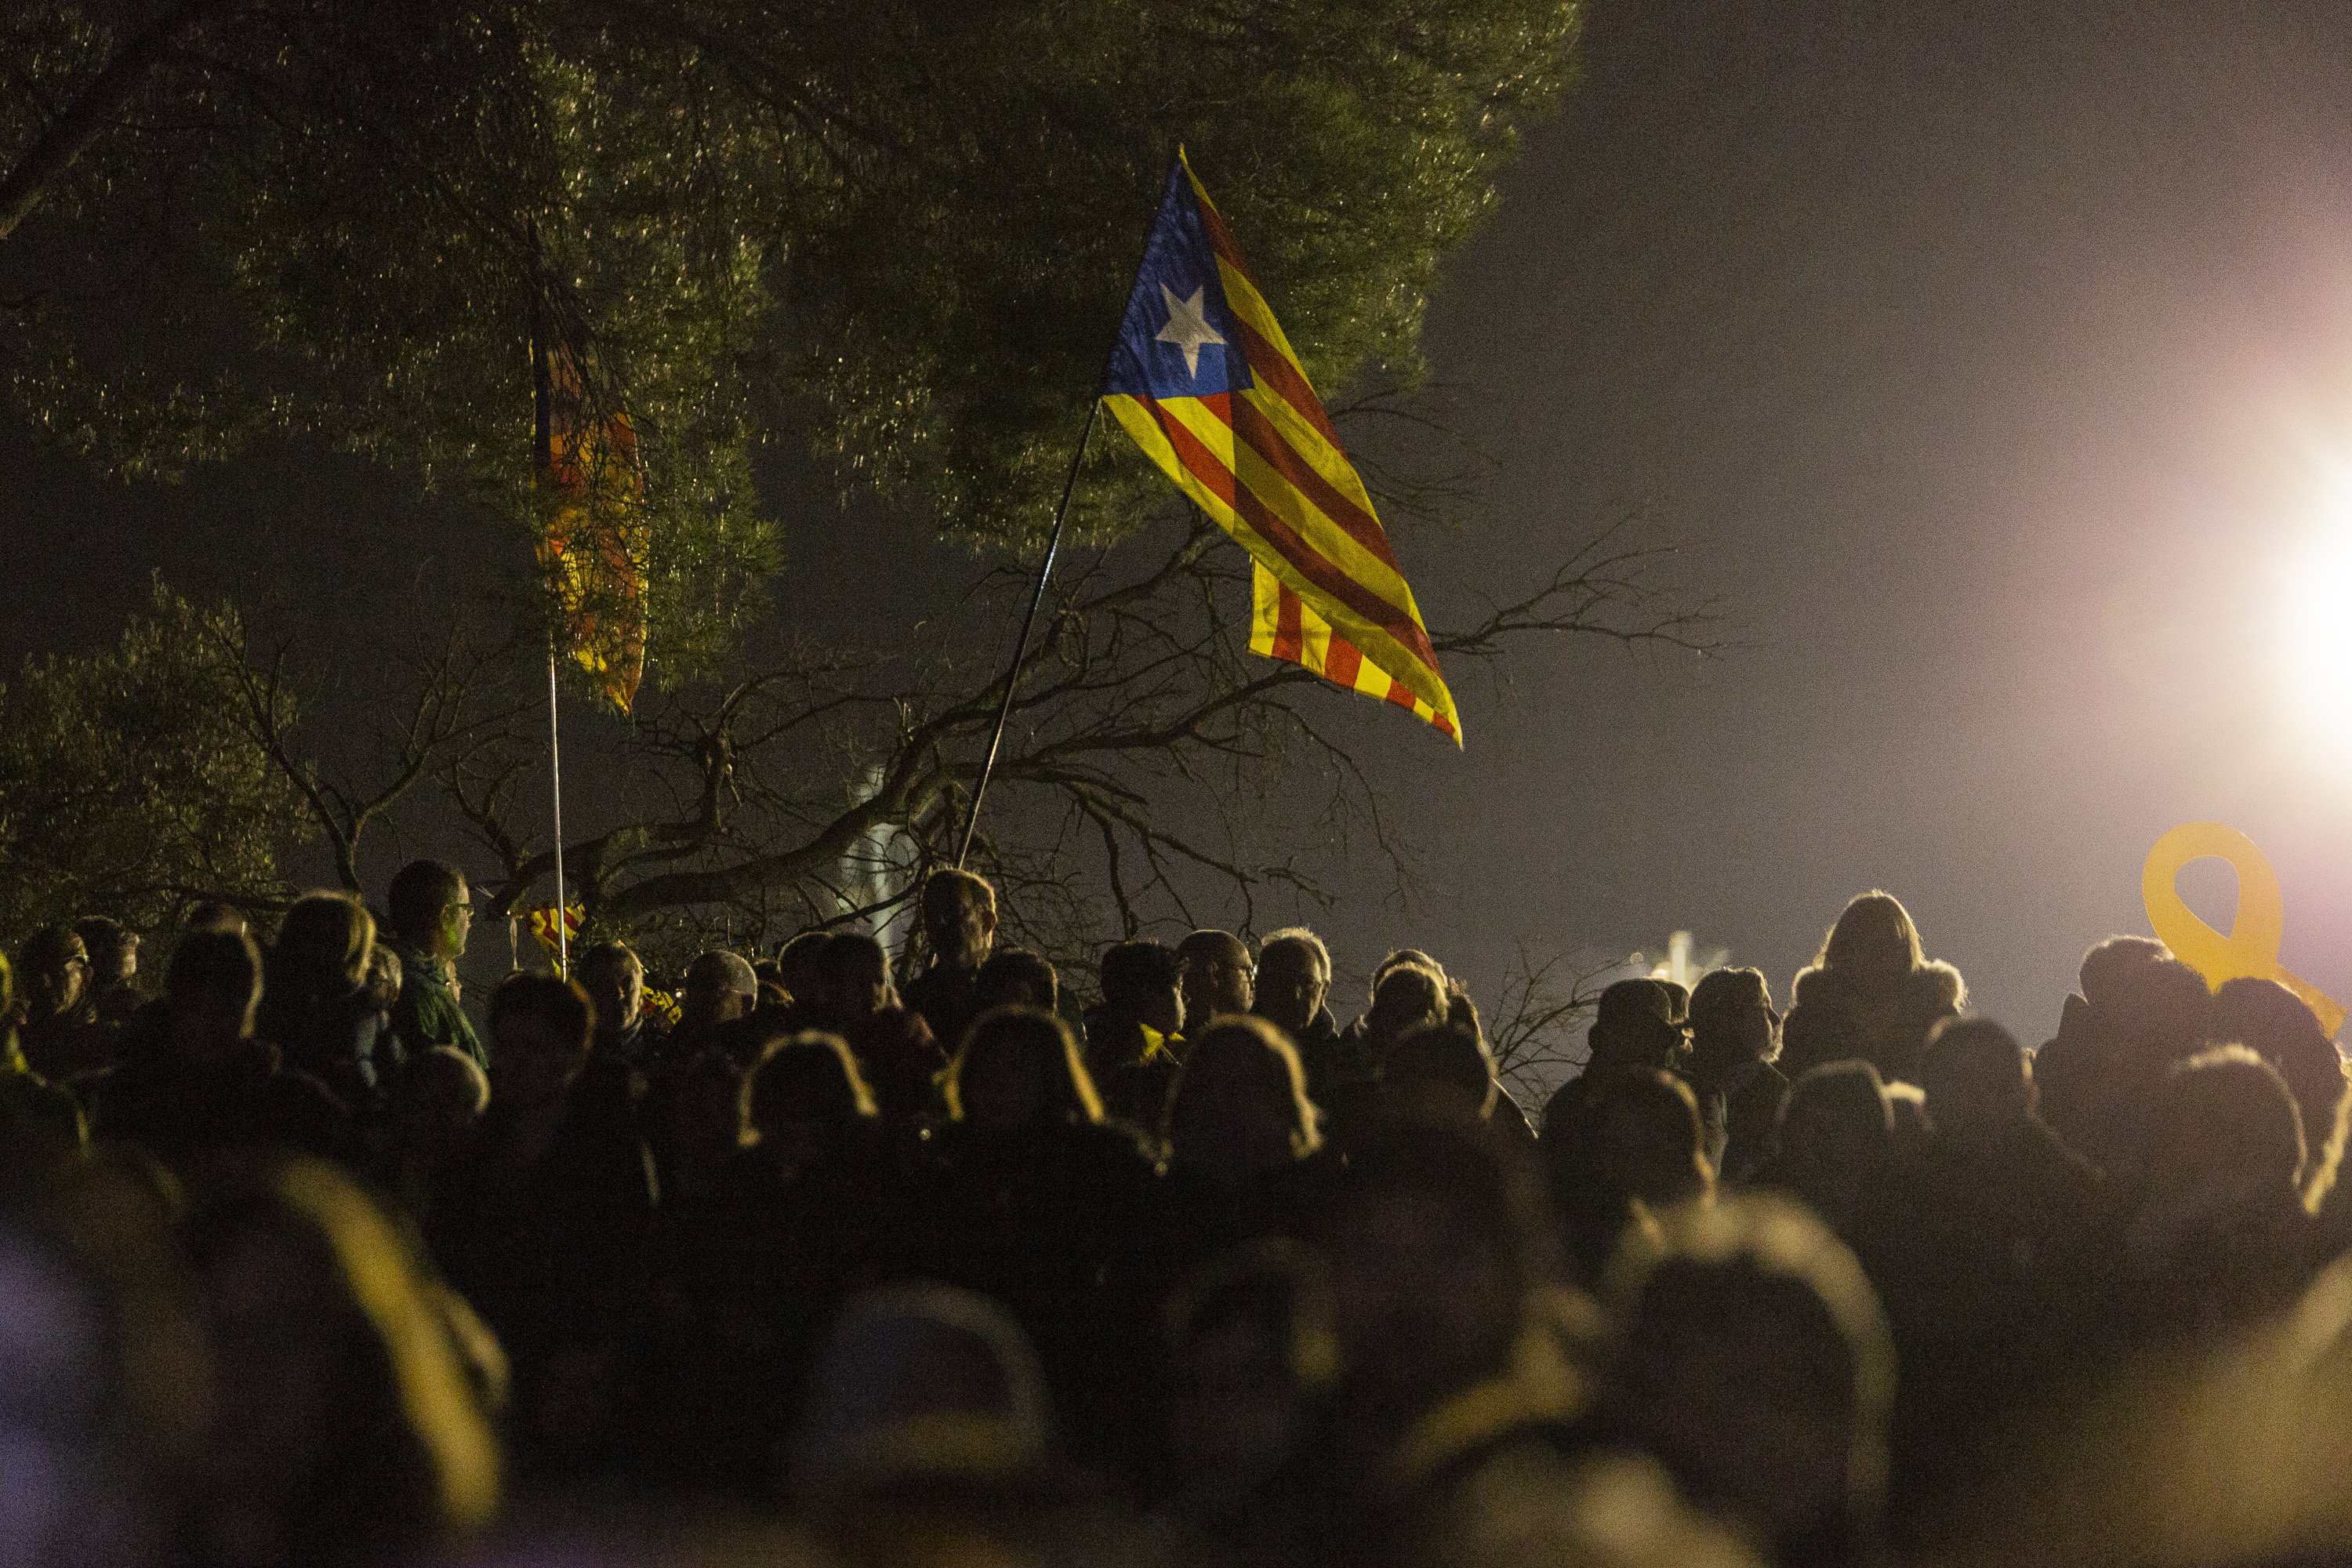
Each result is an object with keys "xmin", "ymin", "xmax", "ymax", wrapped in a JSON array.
[
  {"xmin": 1101, "ymin": 151, "xmax": 1460, "ymax": 744},
  {"xmin": 533, "ymin": 329, "xmax": 650, "ymax": 713}
]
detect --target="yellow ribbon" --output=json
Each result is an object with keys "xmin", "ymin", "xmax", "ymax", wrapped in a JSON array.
[{"xmin": 2142, "ymin": 822, "xmax": 2347, "ymax": 1038}]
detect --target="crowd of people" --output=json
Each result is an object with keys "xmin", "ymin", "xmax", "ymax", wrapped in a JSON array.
[{"xmin": 5, "ymin": 862, "xmax": 2352, "ymax": 1568}]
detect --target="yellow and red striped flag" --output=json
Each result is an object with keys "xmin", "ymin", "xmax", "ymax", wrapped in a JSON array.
[
  {"xmin": 534, "ymin": 330, "xmax": 650, "ymax": 713},
  {"xmin": 1100, "ymin": 151, "xmax": 1461, "ymax": 744}
]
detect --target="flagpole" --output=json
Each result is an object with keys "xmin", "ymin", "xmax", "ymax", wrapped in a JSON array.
[
  {"xmin": 955, "ymin": 397, "xmax": 1101, "ymax": 869},
  {"xmin": 546, "ymin": 641, "xmax": 569, "ymax": 975}
]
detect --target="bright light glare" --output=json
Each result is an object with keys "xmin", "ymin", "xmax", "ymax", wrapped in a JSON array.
[{"xmin": 2283, "ymin": 523, "xmax": 2352, "ymax": 766}]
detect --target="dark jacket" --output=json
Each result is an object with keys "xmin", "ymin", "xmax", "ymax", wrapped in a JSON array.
[
  {"xmin": 1778, "ymin": 960, "xmax": 1965, "ymax": 1083},
  {"xmin": 902, "ymin": 961, "xmax": 982, "ymax": 1055},
  {"xmin": 87, "ymin": 1036, "xmax": 350, "ymax": 1174}
]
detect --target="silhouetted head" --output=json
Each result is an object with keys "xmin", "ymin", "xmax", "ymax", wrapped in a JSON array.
[
  {"xmin": 1917, "ymin": 1017, "xmax": 2032, "ymax": 1142},
  {"xmin": 1689, "ymin": 967, "xmax": 1779, "ymax": 1074},
  {"xmin": 1178, "ymin": 929, "xmax": 1255, "ymax": 1022},
  {"xmin": 1166, "ymin": 1016, "xmax": 1321, "ymax": 1185},
  {"xmin": 1099, "ymin": 939, "xmax": 1184, "ymax": 1037},
  {"xmin": 1775, "ymin": 1061, "xmax": 1894, "ymax": 1173},
  {"xmin": 275, "ymin": 891, "xmax": 376, "ymax": 988},
  {"xmin": 485, "ymin": 974, "xmax": 593, "ymax": 1110},
  {"xmin": 2214, "ymin": 977, "xmax": 2347, "ymax": 1192},
  {"xmin": 1817, "ymin": 891, "xmax": 1925, "ymax": 984},
  {"xmin": 387, "ymin": 860, "xmax": 471, "ymax": 960},
  {"xmin": 1363, "ymin": 962, "xmax": 1450, "ymax": 1053},
  {"xmin": 920, "ymin": 869, "xmax": 997, "ymax": 974},
  {"xmin": 183, "ymin": 902, "xmax": 248, "ymax": 938},
  {"xmin": 817, "ymin": 934, "xmax": 892, "ymax": 1024},
  {"xmin": 166, "ymin": 929, "xmax": 262, "ymax": 1065},
  {"xmin": 2096, "ymin": 955, "xmax": 2217, "ymax": 1071},
  {"xmin": 1588, "ymin": 978, "xmax": 1688, "ymax": 1076},
  {"xmin": 946, "ymin": 1007, "xmax": 1102, "ymax": 1131},
  {"xmin": 2143, "ymin": 1044, "xmax": 2307, "ymax": 1204},
  {"xmin": 1383, "ymin": 1020, "xmax": 1501, "ymax": 1120},
  {"xmin": 572, "ymin": 941, "xmax": 644, "ymax": 1037},
  {"xmin": 21, "ymin": 927, "xmax": 90, "ymax": 1019},
  {"xmin": 392, "ymin": 1045, "xmax": 489, "ymax": 1157},
  {"xmin": 183, "ymin": 1160, "xmax": 498, "ymax": 1566},
  {"xmin": 974, "ymin": 947, "xmax": 1057, "ymax": 1014},
  {"xmin": 73, "ymin": 916, "xmax": 137, "ymax": 990},
  {"xmin": 1602, "ymin": 1194, "xmax": 1893, "ymax": 1563},
  {"xmin": 681, "ymin": 949, "xmax": 758, "ymax": 1029},
  {"xmin": 2078, "ymin": 935, "xmax": 2173, "ymax": 1005},
  {"xmin": 777, "ymin": 930, "xmax": 832, "ymax": 1006},
  {"xmin": 744, "ymin": 1030, "xmax": 879, "ymax": 1148},
  {"xmin": 1374, "ymin": 949, "xmax": 1446, "ymax": 988},
  {"xmin": 1318, "ymin": 1107, "xmax": 1559, "ymax": 1444},
  {"xmin": 1254, "ymin": 927, "xmax": 1333, "ymax": 1039}
]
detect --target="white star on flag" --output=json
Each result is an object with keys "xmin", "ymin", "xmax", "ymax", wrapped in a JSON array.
[{"xmin": 1155, "ymin": 282, "xmax": 1226, "ymax": 377}]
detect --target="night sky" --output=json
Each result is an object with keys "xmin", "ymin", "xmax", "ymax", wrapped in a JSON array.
[{"xmin": 8, "ymin": 0, "xmax": 2352, "ymax": 1041}]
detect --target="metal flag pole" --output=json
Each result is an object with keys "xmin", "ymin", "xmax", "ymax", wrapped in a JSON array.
[
  {"xmin": 955, "ymin": 397, "xmax": 1102, "ymax": 869},
  {"xmin": 546, "ymin": 641, "xmax": 569, "ymax": 975}
]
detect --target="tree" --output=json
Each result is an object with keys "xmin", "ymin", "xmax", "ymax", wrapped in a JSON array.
[
  {"xmin": 2, "ymin": 0, "xmax": 1582, "ymax": 672},
  {"xmin": 0, "ymin": 580, "xmax": 310, "ymax": 942},
  {"xmin": 183, "ymin": 510, "xmax": 1708, "ymax": 979}
]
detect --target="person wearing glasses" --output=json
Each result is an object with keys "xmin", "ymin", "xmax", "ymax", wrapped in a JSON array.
[{"xmin": 386, "ymin": 859, "xmax": 485, "ymax": 1072}]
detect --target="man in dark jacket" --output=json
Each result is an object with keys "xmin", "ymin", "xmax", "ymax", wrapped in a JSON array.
[
  {"xmin": 1254, "ymin": 927, "xmax": 1342, "ymax": 1083},
  {"xmin": 13, "ymin": 926, "xmax": 113, "ymax": 1083},
  {"xmin": 384, "ymin": 858, "xmax": 486, "ymax": 1071},
  {"xmin": 901, "ymin": 869, "xmax": 998, "ymax": 1051}
]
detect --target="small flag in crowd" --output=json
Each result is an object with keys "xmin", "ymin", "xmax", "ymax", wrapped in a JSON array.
[
  {"xmin": 534, "ymin": 328, "xmax": 650, "ymax": 713},
  {"xmin": 1102, "ymin": 151, "xmax": 1461, "ymax": 744},
  {"xmin": 526, "ymin": 902, "xmax": 583, "ymax": 955}
]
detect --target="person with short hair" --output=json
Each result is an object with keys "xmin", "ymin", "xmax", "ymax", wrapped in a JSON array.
[
  {"xmin": 1254, "ymin": 927, "xmax": 1341, "ymax": 1091},
  {"xmin": 815, "ymin": 932, "xmax": 942, "ymax": 1119},
  {"xmin": 72, "ymin": 916, "xmax": 143, "ymax": 1026},
  {"xmin": 1086, "ymin": 939, "xmax": 1187, "ymax": 1129},
  {"xmin": 670, "ymin": 948, "xmax": 761, "ymax": 1071},
  {"xmin": 975, "ymin": 946, "xmax": 1059, "ymax": 1014},
  {"xmin": 902, "ymin": 869, "xmax": 999, "ymax": 1050},
  {"xmin": 1177, "ymin": 929, "xmax": 1255, "ymax": 1025},
  {"xmin": 14, "ymin": 926, "xmax": 111, "ymax": 1083},
  {"xmin": 384, "ymin": 859, "xmax": 485, "ymax": 1071}
]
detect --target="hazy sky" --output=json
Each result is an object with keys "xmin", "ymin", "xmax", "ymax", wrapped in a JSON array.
[
  {"xmin": 1368, "ymin": 0, "xmax": 2352, "ymax": 1036},
  {"xmin": 8, "ymin": 0, "xmax": 2352, "ymax": 1043}
]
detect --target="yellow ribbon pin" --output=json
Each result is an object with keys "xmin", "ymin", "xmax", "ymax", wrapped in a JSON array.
[{"xmin": 2141, "ymin": 822, "xmax": 2347, "ymax": 1038}]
